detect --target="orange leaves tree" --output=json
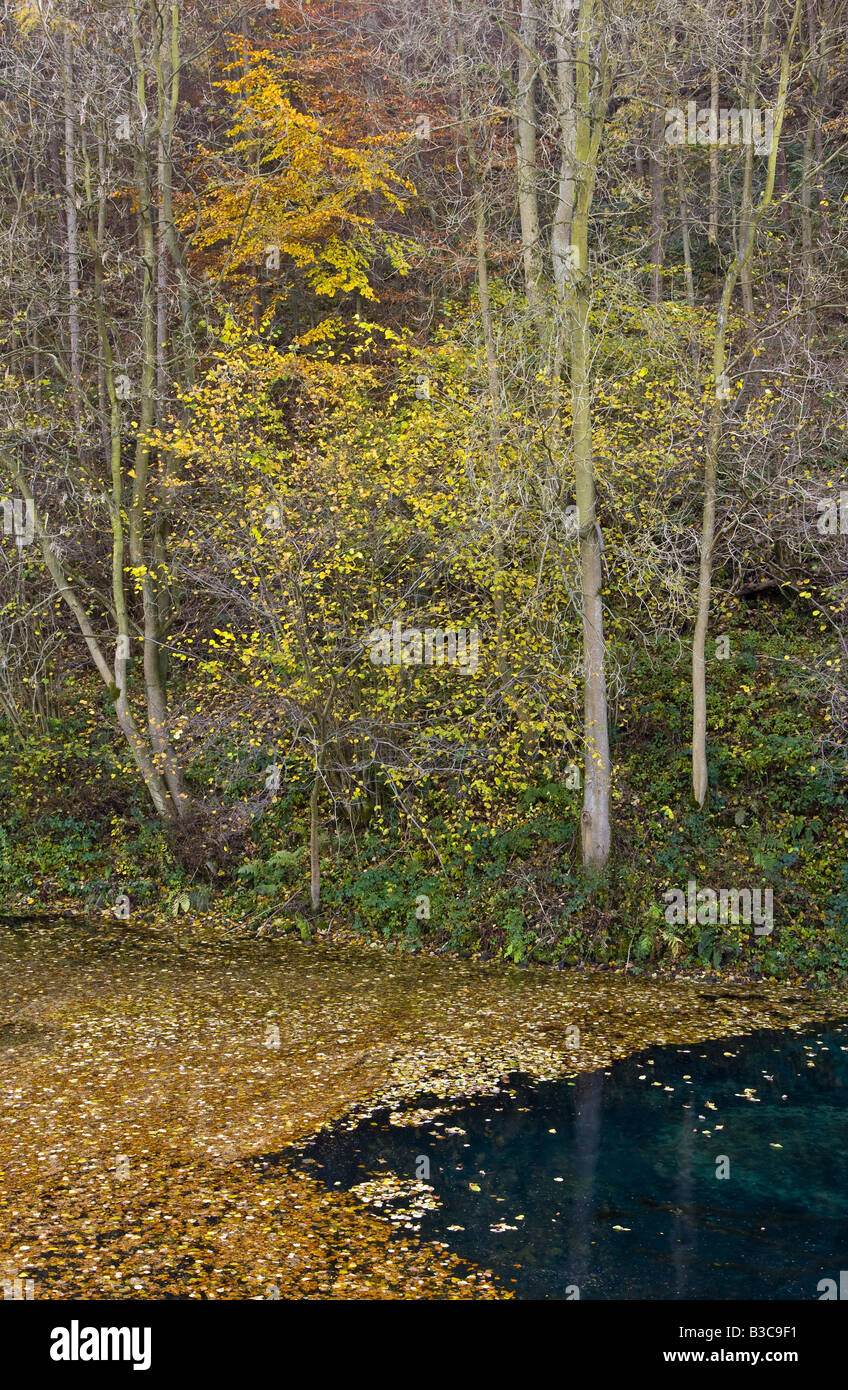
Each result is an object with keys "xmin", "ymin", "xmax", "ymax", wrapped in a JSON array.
[{"xmin": 186, "ymin": 41, "xmax": 414, "ymax": 331}]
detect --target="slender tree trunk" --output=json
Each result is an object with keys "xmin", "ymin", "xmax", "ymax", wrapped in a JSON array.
[
  {"xmin": 649, "ymin": 101, "xmax": 664, "ymax": 304},
  {"xmin": 156, "ymin": 134, "xmax": 169, "ymax": 414},
  {"xmin": 739, "ymin": 0, "xmax": 770, "ymax": 320},
  {"xmin": 691, "ymin": 385, "xmax": 720, "ymax": 809},
  {"xmin": 515, "ymin": 0, "xmax": 543, "ymax": 319},
  {"xmin": 569, "ymin": 0, "xmax": 611, "ymax": 869},
  {"xmin": 691, "ymin": 0, "xmax": 800, "ymax": 807},
  {"xmin": 309, "ymin": 775, "xmax": 321, "ymax": 912},
  {"xmin": 777, "ymin": 143, "xmax": 790, "ymax": 225},
  {"xmin": 133, "ymin": 150, "xmax": 188, "ymax": 816},
  {"xmin": 551, "ymin": 0, "xmax": 576, "ymax": 298},
  {"xmin": 157, "ymin": 2, "xmax": 194, "ymax": 392},
  {"xmin": 739, "ymin": 137, "xmax": 755, "ymax": 317},
  {"xmin": 675, "ymin": 145, "xmax": 695, "ymax": 308},
  {"xmin": 572, "ymin": 276, "xmax": 611, "ymax": 867},
  {"xmin": 708, "ymin": 67, "xmax": 719, "ymax": 245},
  {"xmin": 550, "ymin": 0, "xmax": 576, "ymax": 415},
  {"xmin": 457, "ymin": 20, "xmax": 508, "ymax": 684},
  {"xmin": 62, "ymin": 31, "xmax": 81, "ymax": 434},
  {"xmin": 800, "ymin": 106, "xmax": 815, "ymax": 283},
  {"xmin": 805, "ymin": 0, "xmax": 829, "ymax": 231},
  {"xmin": 129, "ymin": 0, "xmax": 189, "ymax": 817},
  {"xmin": 96, "ymin": 123, "xmax": 109, "ymax": 458}
]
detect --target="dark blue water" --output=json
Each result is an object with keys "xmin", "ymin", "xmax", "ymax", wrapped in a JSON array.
[{"xmin": 296, "ymin": 1024, "xmax": 848, "ymax": 1299}]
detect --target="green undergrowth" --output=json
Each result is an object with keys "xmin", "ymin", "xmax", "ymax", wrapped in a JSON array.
[{"xmin": 1, "ymin": 610, "xmax": 845, "ymax": 986}]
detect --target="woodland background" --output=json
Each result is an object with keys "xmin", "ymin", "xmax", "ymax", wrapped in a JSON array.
[{"xmin": 0, "ymin": 0, "xmax": 846, "ymax": 980}]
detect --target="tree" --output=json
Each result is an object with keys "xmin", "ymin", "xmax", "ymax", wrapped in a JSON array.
[{"xmin": 691, "ymin": 0, "xmax": 802, "ymax": 808}]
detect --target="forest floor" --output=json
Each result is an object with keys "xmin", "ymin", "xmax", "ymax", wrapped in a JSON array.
[{"xmin": 0, "ymin": 918, "xmax": 842, "ymax": 1299}]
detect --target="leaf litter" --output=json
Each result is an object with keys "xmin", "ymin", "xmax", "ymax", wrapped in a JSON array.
[{"xmin": 0, "ymin": 919, "xmax": 841, "ymax": 1299}]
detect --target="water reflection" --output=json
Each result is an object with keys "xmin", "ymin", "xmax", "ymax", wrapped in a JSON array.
[
  {"xmin": 299, "ymin": 1024, "xmax": 848, "ymax": 1299},
  {"xmin": 569, "ymin": 1070, "xmax": 603, "ymax": 1293}
]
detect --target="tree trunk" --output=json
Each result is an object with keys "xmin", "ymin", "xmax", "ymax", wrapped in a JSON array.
[
  {"xmin": 515, "ymin": 0, "xmax": 543, "ymax": 318},
  {"xmin": 549, "ymin": 0, "xmax": 576, "ymax": 416},
  {"xmin": 129, "ymin": 0, "xmax": 189, "ymax": 818},
  {"xmin": 457, "ymin": 19, "xmax": 508, "ymax": 683},
  {"xmin": 309, "ymin": 776, "xmax": 321, "ymax": 912},
  {"xmin": 800, "ymin": 106, "xmax": 815, "ymax": 285},
  {"xmin": 649, "ymin": 101, "xmax": 664, "ymax": 304},
  {"xmin": 739, "ymin": 137, "xmax": 755, "ymax": 317},
  {"xmin": 708, "ymin": 67, "xmax": 719, "ymax": 245},
  {"xmin": 551, "ymin": 0, "xmax": 576, "ymax": 300},
  {"xmin": 739, "ymin": 0, "xmax": 770, "ymax": 320},
  {"xmin": 691, "ymin": 388, "xmax": 720, "ymax": 808},
  {"xmin": 62, "ymin": 31, "xmax": 81, "ymax": 434},
  {"xmin": 675, "ymin": 145, "xmax": 695, "ymax": 309},
  {"xmin": 569, "ymin": 0, "xmax": 611, "ymax": 869},
  {"xmin": 691, "ymin": 0, "xmax": 801, "ymax": 807}
]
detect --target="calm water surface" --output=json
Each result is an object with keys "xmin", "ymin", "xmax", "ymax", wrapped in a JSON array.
[{"xmin": 298, "ymin": 1024, "xmax": 848, "ymax": 1299}]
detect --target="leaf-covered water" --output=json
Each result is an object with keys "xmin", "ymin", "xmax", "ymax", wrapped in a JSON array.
[
  {"xmin": 0, "ymin": 919, "xmax": 843, "ymax": 1298},
  {"xmin": 298, "ymin": 1024, "xmax": 848, "ymax": 1299}
]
